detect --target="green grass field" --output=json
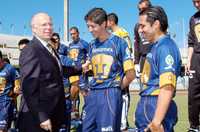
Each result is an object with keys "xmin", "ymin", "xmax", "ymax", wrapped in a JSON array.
[
  {"xmin": 79, "ymin": 91, "xmax": 188, "ymax": 131},
  {"xmin": 128, "ymin": 92, "xmax": 188, "ymax": 131},
  {"xmin": 18, "ymin": 91, "xmax": 188, "ymax": 131}
]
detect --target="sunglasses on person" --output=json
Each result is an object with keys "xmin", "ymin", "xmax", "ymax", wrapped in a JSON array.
[{"xmin": 51, "ymin": 37, "xmax": 59, "ymax": 43}]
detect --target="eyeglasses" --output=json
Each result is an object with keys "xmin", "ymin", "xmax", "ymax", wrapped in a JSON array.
[
  {"xmin": 53, "ymin": 37, "xmax": 59, "ymax": 40},
  {"xmin": 70, "ymin": 32, "xmax": 77, "ymax": 36},
  {"xmin": 51, "ymin": 37, "xmax": 59, "ymax": 43}
]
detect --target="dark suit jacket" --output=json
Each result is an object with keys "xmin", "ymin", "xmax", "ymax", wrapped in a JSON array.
[{"xmin": 19, "ymin": 37, "xmax": 66, "ymax": 131}]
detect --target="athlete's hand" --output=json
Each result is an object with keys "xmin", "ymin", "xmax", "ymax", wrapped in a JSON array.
[
  {"xmin": 82, "ymin": 60, "xmax": 90, "ymax": 73},
  {"xmin": 134, "ymin": 64, "xmax": 140, "ymax": 78},
  {"xmin": 144, "ymin": 122, "xmax": 164, "ymax": 132},
  {"xmin": 185, "ymin": 62, "xmax": 190, "ymax": 74},
  {"xmin": 40, "ymin": 119, "xmax": 52, "ymax": 132},
  {"xmin": 14, "ymin": 79, "xmax": 21, "ymax": 94},
  {"xmin": 80, "ymin": 89, "xmax": 89, "ymax": 97}
]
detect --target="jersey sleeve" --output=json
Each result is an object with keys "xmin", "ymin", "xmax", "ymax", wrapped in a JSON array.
[
  {"xmin": 59, "ymin": 54, "xmax": 75, "ymax": 67},
  {"xmin": 118, "ymin": 38, "xmax": 134, "ymax": 72},
  {"xmin": 157, "ymin": 45, "xmax": 177, "ymax": 89},
  {"xmin": 9, "ymin": 66, "xmax": 18, "ymax": 81},
  {"xmin": 82, "ymin": 40, "xmax": 89, "ymax": 53},
  {"xmin": 188, "ymin": 17, "xmax": 195, "ymax": 48},
  {"xmin": 88, "ymin": 41, "xmax": 94, "ymax": 61},
  {"xmin": 13, "ymin": 68, "xmax": 21, "ymax": 94}
]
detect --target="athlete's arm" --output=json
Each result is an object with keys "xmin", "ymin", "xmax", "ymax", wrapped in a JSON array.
[
  {"xmin": 148, "ymin": 84, "xmax": 174, "ymax": 131},
  {"xmin": 186, "ymin": 17, "xmax": 195, "ymax": 73},
  {"xmin": 124, "ymin": 36, "xmax": 133, "ymax": 53},
  {"xmin": 147, "ymin": 42, "xmax": 179, "ymax": 131},
  {"xmin": 186, "ymin": 47, "xmax": 194, "ymax": 72},
  {"xmin": 121, "ymin": 69, "xmax": 135, "ymax": 89}
]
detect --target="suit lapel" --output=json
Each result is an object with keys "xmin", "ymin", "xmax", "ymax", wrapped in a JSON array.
[{"xmin": 32, "ymin": 37, "xmax": 61, "ymax": 71}]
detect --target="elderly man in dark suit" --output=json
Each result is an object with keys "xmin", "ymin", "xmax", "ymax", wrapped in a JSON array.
[{"xmin": 18, "ymin": 12, "xmax": 66, "ymax": 132}]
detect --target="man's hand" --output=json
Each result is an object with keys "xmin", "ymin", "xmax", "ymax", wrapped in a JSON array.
[
  {"xmin": 82, "ymin": 60, "xmax": 90, "ymax": 73},
  {"xmin": 134, "ymin": 64, "xmax": 140, "ymax": 78},
  {"xmin": 40, "ymin": 119, "xmax": 52, "ymax": 132},
  {"xmin": 80, "ymin": 89, "xmax": 89, "ymax": 97},
  {"xmin": 185, "ymin": 62, "xmax": 191, "ymax": 74},
  {"xmin": 14, "ymin": 79, "xmax": 21, "ymax": 94},
  {"xmin": 145, "ymin": 122, "xmax": 164, "ymax": 132}
]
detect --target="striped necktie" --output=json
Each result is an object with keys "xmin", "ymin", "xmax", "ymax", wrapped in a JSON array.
[
  {"xmin": 47, "ymin": 44, "xmax": 62, "ymax": 71},
  {"xmin": 47, "ymin": 43, "xmax": 56, "ymax": 57}
]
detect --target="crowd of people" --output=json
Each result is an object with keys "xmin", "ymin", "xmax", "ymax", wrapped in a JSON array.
[{"xmin": 0, "ymin": 0, "xmax": 200, "ymax": 132}]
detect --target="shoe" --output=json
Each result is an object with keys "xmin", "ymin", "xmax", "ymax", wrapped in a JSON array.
[
  {"xmin": 128, "ymin": 128, "xmax": 138, "ymax": 132},
  {"xmin": 120, "ymin": 126, "xmax": 128, "ymax": 132},
  {"xmin": 188, "ymin": 128, "xmax": 199, "ymax": 132},
  {"xmin": 8, "ymin": 128, "xmax": 18, "ymax": 132}
]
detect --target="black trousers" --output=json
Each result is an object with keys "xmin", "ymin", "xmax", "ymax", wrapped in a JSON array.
[
  {"xmin": 18, "ymin": 112, "xmax": 47, "ymax": 132},
  {"xmin": 188, "ymin": 53, "xmax": 200, "ymax": 129},
  {"xmin": 17, "ymin": 111, "xmax": 61, "ymax": 132}
]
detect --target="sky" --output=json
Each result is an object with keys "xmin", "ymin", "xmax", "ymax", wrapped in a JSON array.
[{"xmin": 0, "ymin": 0, "xmax": 197, "ymax": 48}]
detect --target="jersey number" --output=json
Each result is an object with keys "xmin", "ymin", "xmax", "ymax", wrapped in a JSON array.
[{"xmin": 91, "ymin": 54, "xmax": 113, "ymax": 83}]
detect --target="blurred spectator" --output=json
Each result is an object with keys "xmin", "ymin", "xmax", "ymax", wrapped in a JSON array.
[
  {"xmin": 68, "ymin": 26, "xmax": 89, "ymax": 114},
  {"xmin": 18, "ymin": 38, "xmax": 30, "ymax": 51},
  {"xmin": 107, "ymin": 12, "xmax": 132, "ymax": 131},
  {"xmin": 186, "ymin": 0, "xmax": 200, "ymax": 131},
  {"xmin": 133, "ymin": 0, "xmax": 152, "ymax": 77},
  {"xmin": 0, "ymin": 50, "xmax": 20, "ymax": 132}
]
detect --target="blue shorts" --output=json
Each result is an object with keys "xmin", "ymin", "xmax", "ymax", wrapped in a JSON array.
[
  {"xmin": 135, "ymin": 96, "xmax": 177, "ymax": 132},
  {"xmin": 0, "ymin": 101, "xmax": 14, "ymax": 130},
  {"xmin": 82, "ymin": 88, "xmax": 122, "ymax": 132},
  {"xmin": 79, "ymin": 74, "xmax": 88, "ymax": 90}
]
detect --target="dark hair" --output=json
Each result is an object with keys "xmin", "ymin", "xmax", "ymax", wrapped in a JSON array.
[
  {"xmin": 52, "ymin": 32, "xmax": 60, "ymax": 40},
  {"xmin": 138, "ymin": 0, "xmax": 152, "ymax": 7},
  {"xmin": 107, "ymin": 13, "xmax": 118, "ymax": 25},
  {"xmin": 18, "ymin": 38, "xmax": 30, "ymax": 46},
  {"xmin": 3, "ymin": 58, "xmax": 10, "ymax": 64},
  {"xmin": 84, "ymin": 7, "xmax": 107, "ymax": 25},
  {"xmin": 139, "ymin": 6, "xmax": 168, "ymax": 32},
  {"xmin": 0, "ymin": 50, "xmax": 2, "ymax": 59},
  {"xmin": 138, "ymin": 0, "xmax": 152, "ymax": 13},
  {"xmin": 70, "ymin": 26, "xmax": 79, "ymax": 33}
]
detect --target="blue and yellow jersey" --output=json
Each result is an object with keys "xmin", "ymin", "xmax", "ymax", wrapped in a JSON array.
[
  {"xmin": 68, "ymin": 39, "xmax": 89, "ymax": 84},
  {"xmin": 0, "ymin": 63, "xmax": 19, "ymax": 102},
  {"xmin": 113, "ymin": 27, "xmax": 132, "ymax": 51},
  {"xmin": 58, "ymin": 44, "xmax": 73, "ymax": 97},
  {"xmin": 88, "ymin": 35, "xmax": 134, "ymax": 89},
  {"xmin": 58, "ymin": 43, "xmax": 68, "ymax": 56},
  {"xmin": 68, "ymin": 39, "xmax": 89, "ymax": 64},
  {"xmin": 59, "ymin": 44, "xmax": 75, "ymax": 68},
  {"xmin": 140, "ymin": 35, "xmax": 181, "ymax": 96},
  {"xmin": 13, "ymin": 69, "xmax": 20, "ymax": 94}
]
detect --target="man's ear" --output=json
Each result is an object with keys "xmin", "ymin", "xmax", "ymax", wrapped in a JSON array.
[
  {"xmin": 32, "ymin": 25, "xmax": 37, "ymax": 34},
  {"xmin": 153, "ymin": 20, "xmax": 160, "ymax": 29},
  {"xmin": 101, "ymin": 21, "xmax": 107, "ymax": 28}
]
